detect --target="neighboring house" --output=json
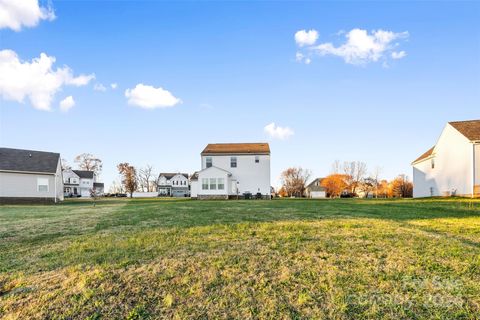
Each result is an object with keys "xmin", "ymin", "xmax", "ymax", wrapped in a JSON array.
[
  {"xmin": 157, "ymin": 173, "xmax": 189, "ymax": 197},
  {"xmin": 63, "ymin": 169, "xmax": 103, "ymax": 197},
  {"xmin": 305, "ymin": 178, "xmax": 327, "ymax": 198},
  {"xmin": 412, "ymin": 120, "xmax": 480, "ymax": 198},
  {"xmin": 0, "ymin": 148, "xmax": 64, "ymax": 203},
  {"xmin": 190, "ymin": 143, "xmax": 271, "ymax": 199}
]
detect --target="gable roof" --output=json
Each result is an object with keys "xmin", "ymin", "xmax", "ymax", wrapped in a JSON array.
[
  {"xmin": 190, "ymin": 171, "xmax": 199, "ymax": 181},
  {"xmin": 0, "ymin": 147, "xmax": 60, "ymax": 174},
  {"xmin": 449, "ymin": 120, "xmax": 480, "ymax": 141},
  {"xmin": 158, "ymin": 173, "xmax": 188, "ymax": 179},
  {"xmin": 73, "ymin": 170, "xmax": 94, "ymax": 179},
  {"xmin": 201, "ymin": 143, "xmax": 270, "ymax": 155},
  {"xmin": 412, "ymin": 146, "xmax": 435, "ymax": 165},
  {"xmin": 306, "ymin": 178, "xmax": 325, "ymax": 189}
]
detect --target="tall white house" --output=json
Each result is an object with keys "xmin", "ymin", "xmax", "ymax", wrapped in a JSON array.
[
  {"xmin": 190, "ymin": 143, "xmax": 271, "ymax": 199},
  {"xmin": 157, "ymin": 173, "xmax": 190, "ymax": 197},
  {"xmin": 0, "ymin": 148, "xmax": 64, "ymax": 203},
  {"xmin": 63, "ymin": 169, "xmax": 104, "ymax": 197},
  {"xmin": 412, "ymin": 120, "xmax": 480, "ymax": 198}
]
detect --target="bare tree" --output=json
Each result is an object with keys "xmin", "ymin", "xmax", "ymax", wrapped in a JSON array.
[
  {"xmin": 343, "ymin": 161, "xmax": 367, "ymax": 195},
  {"xmin": 371, "ymin": 166, "xmax": 382, "ymax": 198},
  {"xmin": 280, "ymin": 167, "xmax": 311, "ymax": 197},
  {"xmin": 61, "ymin": 158, "xmax": 71, "ymax": 171},
  {"xmin": 109, "ymin": 180, "xmax": 125, "ymax": 194},
  {"xmin": 75, "ymin": 153, "xmax": 103, "ymax": 177},
  {"xmin": 138, "ymin": 165, "xmax": 156, "ymax": 192},
  {"xmin": 331, "ymin": 160, "xmax": 341, "ymax": 174},
  {"xmin": 117, "ymin": 163, "xmax": 137, "ymax": 198}
]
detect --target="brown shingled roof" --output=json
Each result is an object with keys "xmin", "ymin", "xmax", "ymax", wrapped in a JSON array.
[
  {"xmin": 449, "ymin": 120, "xmax": 480, "ymax": 141},
  {"xmin": 412, "ymin": 146, "xmax": 435, "ymax": 164},
  {"xmin": 201, "ymin": 143, "xmax": 270, "ymax": 155}
]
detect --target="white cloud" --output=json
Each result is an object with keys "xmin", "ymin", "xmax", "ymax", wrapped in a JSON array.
[
  {"xmin": 295, "ymin": 29, "xmax": 319, "ymax": 47},
  {"xmin": 110, "ymin": 83, "xmax": 118, "ymax": 89},
  {"xmin": 59, "ymin": 96, "xmax": 75, "ymax": 112},
  {"xmin": 0, "ymin": 49, "xmax": 95, "ymax": 111},
  {"xmin": 264, "ymin": 122, "xmax": 294, "ymax": 140},
  {"xmin": 312, "ymin": 29, "xmax": 408, "ymax": 65},
  {"xmin": 94, "ymin": 83, "xmax": 107, "ymax": 92},
  {"xmin": 125, "ymin": 83, "xmax": 181, "ymax": 109},
  {"xmin": 0, "ymin": 0, "xmax": 55, "ymax": 31},
  {"xmin": 391, "ymin": 50, "xmax": 407, "ymax": 59},
  {"xmin": 295, "ymin": 52, "xmax": 311, "ymax": 64}
]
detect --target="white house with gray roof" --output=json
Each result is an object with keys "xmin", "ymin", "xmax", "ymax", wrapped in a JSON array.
[
  {"xmin": 63, "ymin": 169, "xmax": 104, "ymax": 197},
  {"xmin": 157, "ymin": 173, "xmax": 189, "ymax": 197},
  {"xmin": 0, "ymin": 148, "xmax": 64, "ymax": 203}
]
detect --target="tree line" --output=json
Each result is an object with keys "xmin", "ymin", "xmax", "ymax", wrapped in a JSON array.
[{"xmin": 278, "ymin": 161, "xmax": 413, "ymax": 198}]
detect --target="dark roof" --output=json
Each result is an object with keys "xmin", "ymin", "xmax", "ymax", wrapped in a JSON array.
[
  {"xmin": 0, "ymin": 147, "xmax": 60, "ymax": 174},
  {"xmin": 306, "ymin": 178, "xmax": 325, "ymax": 190},
  {"xmin": 190, "ymin": 171, "xmax": 199, "ymax": 181},
  {"xmin": 201, "ymin": 143, "xmax": 270, "ymax": 155},
  {"xmin": 73, "ymin": 170, "xmax": 94, "ymax": 179},
  {"xmin": 158, "ymin": 173, "xmax": 188, "ymax": 179},
  {"xmin": 449, "ymin": 120, "xmax": 480, "ymax": 141},
  {"xmin": 93, "ymin": 182, "xmax": 104, "ymax": 188},
  {"xmin": 412, "ymin": 146, "xmax": 435, "ymax": 164}
]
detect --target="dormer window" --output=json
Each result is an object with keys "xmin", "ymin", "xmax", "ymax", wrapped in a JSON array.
[{"xmin": 206, "ymin": 157, "xmax": 212, "ymax": 168}]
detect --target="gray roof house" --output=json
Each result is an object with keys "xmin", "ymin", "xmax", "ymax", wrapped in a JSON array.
[
  {"xmin": 157, "ymin": 173, "xmax": 190, "ymax": 197},
  {"xmin": 305, "ymin": 178, "xmax": 327, "ymax": 198},
  {"xmin": 0, "ymin": 148, "xmax": 64, "ymax": 204}
]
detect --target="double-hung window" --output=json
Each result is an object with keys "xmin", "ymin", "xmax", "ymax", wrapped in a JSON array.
[
  {"xmin": 37, "ymin": 178, "xmax": 49, "ymax": 192},
  {"xmin": 202, "ymin": 178, "xmax": 209, "ymax": 190},
  {"xmin": 210, "ymin": 178, "xmax": 217, "ymax": 190},
  {"xmin": 206, "ymin": 157, "xmax": 212, "ymax": 168},
  {"xmin": 218, "ymin": 178, "xmax": 225, "ymax": 190},
  {"xmin": 255, "ymin": 156, "xmax": 260, "ymax": 163},
  {"xmin": 230, "ymin": 157, "xmax": 237, "ymax": 168}
]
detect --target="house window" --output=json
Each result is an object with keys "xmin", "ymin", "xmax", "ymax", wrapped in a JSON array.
[
  {"xmin": 210, "ymin": 178, "xmax": 217, "ymax": 190},
  {"xmin": 202, "ymin": 178, "xmax": 209, "ymax": 190},
  {"xmin": 37, "ymin": 178, "xmax": 49, "ymax": 192},
  {"xmin": 206, "ymin": 157, "xmax": 212, "ymax": 168},
  {"xmin": 431, "ymin": 158, "xmax": 435, "ymax": 169},
  {"xmin": 230, "ymin": 157, "xmax": 237, "ymax": 168},
  {"xmin": 218, "ymin": 178, "xmax": 225, "ymax": 190},
  {"xmin": 255, "ymin": 156, "xmax": 259, "ymax": 163}
]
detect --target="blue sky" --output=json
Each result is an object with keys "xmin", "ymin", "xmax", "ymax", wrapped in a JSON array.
[{"xmin": 1, "ymin": 1, "xmax": 479, "ymax": 189}]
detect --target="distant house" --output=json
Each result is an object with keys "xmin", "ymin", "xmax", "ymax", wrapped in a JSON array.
[
  {"xmin": 63, "ymin": 169, "xmax": 104, "ymax": 197},
  {"xmin": 412, "ymin": 120, "xmax": 480, "ymax": 198},
  {"xmin": 305, "ymin": 178, "xmax": 326, "ymax": 198},
  {"xmin": 0, "ymin": 148, "xmax": 64, "ymax": 203},
  {"xmin": 190, "ymin": 143, "xmax": 271, "ymax": 199},
  {"xmin": 157, "ymin": 173, "xmax": 189, "ymax": 197}
]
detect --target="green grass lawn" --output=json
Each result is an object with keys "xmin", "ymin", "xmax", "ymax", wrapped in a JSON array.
[{"xmin": 1, "ymin": 198, "xmax": 479, "ymax": 319}]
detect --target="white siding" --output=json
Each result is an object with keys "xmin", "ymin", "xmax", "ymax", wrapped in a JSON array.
[
  {"xmin": 0, "ymin": 159, "xmax": 63, "ymax": 201},
  {"xmin": 197, "ymin": 167, "xmax": 230, "ymax": 196},
  {"xmin": 201, "ymin": 154, "xmax": 270, "ymax": 196},
  {"xmin": 413, "ymin": 124, "xmax": 473, "ymax": 197}
]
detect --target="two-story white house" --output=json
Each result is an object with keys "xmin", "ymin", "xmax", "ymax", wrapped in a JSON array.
[
  {"xmin": 63, "ymin": 169, "xmax": 103, "ymax": 197},
  {"xmin": 190, "ymin": 143, "xmax": 271, "ymax": 199},
  {"xmin": 412, "ymin": 120, "xmax": 480, "ymax": 198},
  {"xmin": 157, "ymin": 173, "xmax": 189, "ymax": 197}
]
